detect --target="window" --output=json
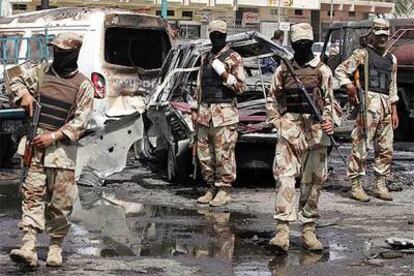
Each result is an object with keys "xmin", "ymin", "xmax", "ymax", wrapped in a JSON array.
[
  {"xmin": 294, "ymin": 9, "xmax": 303, "ymax": 16},
  {"xmin": 35, "ymin": 5, "xmax": 57, "ymax": 10},
  {"xmin": 12, "ymin": 4, "xmax": 27, "ymax": 11},
  {"xmin": 155, "ymin": 10, "xmax": 175, "ymax": 17},
  {"xmin": 328, "ymin": 10, "xmax": 335, "ymax": 16},
  {"xmin": 27, "ymin": 34, "xmax": 55, "ymax": 62},
  {"xmin": 349, "ymin": 11, "xmax": 356, "ymax": 17},
  {"xmin": 182, "ymin": 11, "xmax": 193, "ymax": 18},
  {"xmin": 0, "ymin": 35, "xmax": 23, "ymax": 64},
  {"xmin": 105, "ymin": 27, "xmax": 171, "ymax": 69}
]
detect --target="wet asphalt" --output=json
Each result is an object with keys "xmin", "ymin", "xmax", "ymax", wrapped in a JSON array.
[{"xmin": 0, "ymin": 143, "xmax": 414, "ymax": 275}]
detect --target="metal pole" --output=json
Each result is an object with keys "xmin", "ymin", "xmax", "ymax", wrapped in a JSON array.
[
  {"xmin": 0, "ymin": 0, "xmax": 2, "ymax": 17},
  {"xmin": 161, "ymin": 0, "xmax": 168, "ymax": 18},
  {"xmin": 329, "ymin": 0, "xmax": 334, "ymax": 26},
  {"xmin": 41, "ymin": 0, "xmax": 49, "ymax": 10}
]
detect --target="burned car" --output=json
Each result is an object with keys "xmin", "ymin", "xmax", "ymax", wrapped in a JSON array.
[
  {"xmin": 0, "ymin": 7, "xmax": 174, "ymax": 180},
  {"xmin": 145, "ymin": 32, "xmax": 291, "ymax": 183}
]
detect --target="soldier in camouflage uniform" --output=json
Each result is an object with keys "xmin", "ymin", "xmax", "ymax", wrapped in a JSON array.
[
  {"xmin": 191, "ymin": 20, "xmax": 245, "ymax": 207},
  {"xmin": 335, "ymin": 19, "xmax": 399, "ymax": 202},
  {"xmin": 8, "ymin": 33, "xmax": 94, "ymax": 267},
  {"xmin": 267, "ymin": 23, "xmax": 341, "ymax": 252}
]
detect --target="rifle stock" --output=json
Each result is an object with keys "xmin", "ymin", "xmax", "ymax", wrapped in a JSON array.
[
  {"xmin": 19, "ymin": 101, "xmax": 41, "ymax": 194},
  {"xmin": 281, "ymin": 58, "xmax": 347, "ymax": 165}
]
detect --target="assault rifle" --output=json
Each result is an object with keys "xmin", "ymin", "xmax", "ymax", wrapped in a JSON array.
[
  {"xmin": 353, "ymin": 70, "xmax": 367, "ymax": 143},
  {"xmin": 281, "ymin": 58, "xmax": 347, "ymax": 164},
  {"xmin": 19, "ymin": 101, "xmax": 41, "ymax": 193}
]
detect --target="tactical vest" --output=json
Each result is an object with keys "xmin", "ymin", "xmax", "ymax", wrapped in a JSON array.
[
  {"xmin": 359, "ymin": 47, "xmax": 393, "ymax": 95},
  {"xmin": 201, "ymin": 49, "xmax": 236, "ymax": 104},
  {"xmin": 279, "ymin": 61, "xmax": 323, "ymax": 114},
  {"xmin": 38, "ymin": 70, "xmax": 87, "ymax": 130}
]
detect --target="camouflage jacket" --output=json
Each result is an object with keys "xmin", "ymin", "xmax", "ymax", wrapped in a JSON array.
[
  {"xmin": 335, "ymin": 47, "xmax": 399, "ymax": 114},
  {"xmin": 192, "ymin": 45, "xmax": 246, "ymax": 127},
  {"xmin": 267, "ymin": 56, "xmax": 341, "ymax": 149},
  {"xmin": 8, "ymin": 62, "xmax": 94, "ymax": 169}
]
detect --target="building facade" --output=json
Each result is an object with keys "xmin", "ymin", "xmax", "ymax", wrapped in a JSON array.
[{"xmin": 2, "ymin": 0, "xmax": 395, "ymax": 40}]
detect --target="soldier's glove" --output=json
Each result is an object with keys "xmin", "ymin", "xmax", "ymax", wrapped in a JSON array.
[
  {"xmin": 345, "ymin": 83, "xmax": 358, "ymax": 106},
  {"xmin": 224, "ymin": 74, "xmax": 238, "ymax": 88},
  {"xmin": 212, "ymin": 59, "xmax": 226, "ymax": 76}
]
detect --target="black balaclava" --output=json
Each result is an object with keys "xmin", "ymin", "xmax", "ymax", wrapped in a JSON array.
[
  {"xmin": 52, "ymin": 47, "xmax": 80, "ymax": 76},
  {"xmin": 291, "ymin": 40, "xmax": 314, "ymax": 67},
  {"xmin": 210, "ymin": 31, "xmax": 227, "ymax": 54}
]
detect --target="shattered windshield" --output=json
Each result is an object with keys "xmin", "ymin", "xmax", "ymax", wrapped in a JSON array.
[{"xmin": 105, "ymin": 27, "xmax": 171, "ymax": 69}]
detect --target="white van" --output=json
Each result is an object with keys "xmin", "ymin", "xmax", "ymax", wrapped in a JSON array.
[{"xmin": 0, "ymin": 7, "xmax": 174, "ymax": 180}]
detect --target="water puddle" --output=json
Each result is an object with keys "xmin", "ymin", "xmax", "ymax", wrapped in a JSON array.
[
  {"xmin": 70, "ymin": 192, "xmax": 347, "ymax": 274},
  {"xmin": 0, "ymin": 175, "xmax": 348, "ymax": 275}
]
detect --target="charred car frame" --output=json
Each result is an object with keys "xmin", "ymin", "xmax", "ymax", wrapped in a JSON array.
[{"xmin": 145, "ymin": 32, "xmax": 291, "ymax": 183}]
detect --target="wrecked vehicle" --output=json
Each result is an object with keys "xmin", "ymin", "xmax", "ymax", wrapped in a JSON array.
[
  {"xmin": 145, "ymin": 32, "xmax": 291, "ymax": 182},
  {"xmin": 0, "ymin": 7, "xmax": 173, "ymax": 179},
  {"xmin": 321, "ymin": 19, "xmax": 414, "ymax": 140}
]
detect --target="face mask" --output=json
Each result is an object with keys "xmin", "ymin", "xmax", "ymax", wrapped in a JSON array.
[
  {"xmin": 210, "ymin": 32, "xmax": 227, "ymax": 54},
  {"xmin": 52, "ymin": 48, "xmax": 80, "ymax": 76},
  {"xmin": 292, "ymin": 40, "xmax": 314, "ymax": 64}
]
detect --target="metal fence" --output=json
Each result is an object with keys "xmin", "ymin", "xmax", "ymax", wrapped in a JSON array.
[{"xmin": 0, "ymin": 30, "xmax": 54, "ymax": 65}]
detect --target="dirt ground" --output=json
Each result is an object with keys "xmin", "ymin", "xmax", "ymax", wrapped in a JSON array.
[{"xmin": 1, "ymin": 143, "xmax": 414, "ymax": 275}]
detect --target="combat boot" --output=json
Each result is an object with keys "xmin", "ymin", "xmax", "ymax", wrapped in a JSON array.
[
  {"xmin": 269, "ymin": 221, "xmax": 289, "ymax": 252},
  {"xmin": 46, "ymin": 237, "xmax": 64, "ymax": 267},
  {"xmin": 301, "ymin": 222, "xmax": 323, "ymax": 251},
  {"xmin": 197, "ymin": 184, "xmax": 216, "ymax": 204},
  {"xmin": 10, "ymin": 227, "xmax": 38, "ymax": 267},
  {"xmin": 209, "ymin": 187, "xmax": 231, "ymax": 207},
  {"xmin": 373, "ymin": 176, "xmax": 393, "ymax": 201},
  {"xmin": 350, "ymin": 177, "xmax": 370, "ymax": 202}
]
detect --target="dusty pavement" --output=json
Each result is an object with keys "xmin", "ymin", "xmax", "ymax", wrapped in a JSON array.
[{"xmin": 1, "ymin": 143, "xmax": 414, "ymax": 275}]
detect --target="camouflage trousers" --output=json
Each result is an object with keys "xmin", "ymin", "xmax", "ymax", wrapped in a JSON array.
[
  {"xmin": 197, "ymin": 122, "xmax": 238, "ymax": 187},
  {"xmin": 273, "ymin": 137, "xmax": 327, "ymax": 224},
  {"xmin": 18, "ymin": 150, "xmax": 78, "ymax": 238},
  {"xmin": 347, "ymin": 108, "xmax": 393, "ymax": 179}
]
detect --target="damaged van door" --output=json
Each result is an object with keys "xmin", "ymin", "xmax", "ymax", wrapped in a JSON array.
[{"xmin": 76, "ymin": 12, "xmax": 173, "ymax": 184}]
